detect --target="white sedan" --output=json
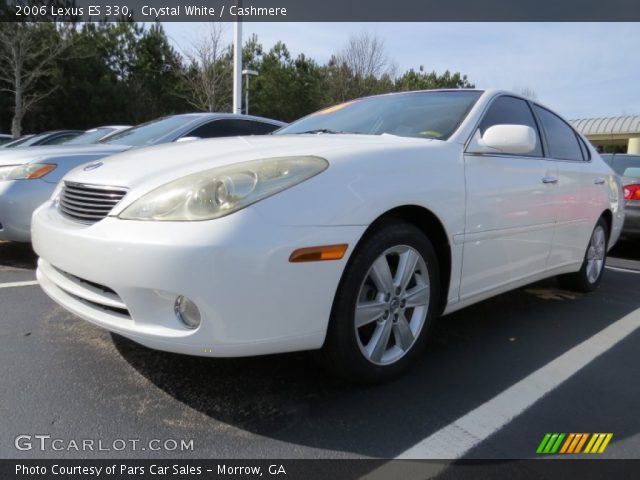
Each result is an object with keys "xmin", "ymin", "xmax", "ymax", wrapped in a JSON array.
[{"xmin": 32, "ymin": 89, "xmax": 624, "ymax": 383}]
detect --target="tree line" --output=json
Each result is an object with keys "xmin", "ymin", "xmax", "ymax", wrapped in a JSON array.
[{"xmin": 0, "ymin": 21, "xmax": 474, "ymax": 136}]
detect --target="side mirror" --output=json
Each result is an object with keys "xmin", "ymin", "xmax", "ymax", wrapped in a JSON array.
[
  {"xmin": 176, "ymin": 136, "xmax": 200, "ymax": 143},
  {"xmin": 467, "ymin": 124, "xmax": 537, "ymax": 155}
]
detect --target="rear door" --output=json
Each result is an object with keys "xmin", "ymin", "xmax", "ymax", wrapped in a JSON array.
[
  {"xmin": 461, "ymin": 95, "xmax": 558, "ymax": 299},
  {"xmin": 532, "ymin": 105, "xmax": 604, "ymax": 268}
]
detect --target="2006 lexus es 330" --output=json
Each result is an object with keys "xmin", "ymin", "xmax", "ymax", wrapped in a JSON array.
[{"xmin": 32, "ymin": 90, "xmax": 624, "ymax": 383}]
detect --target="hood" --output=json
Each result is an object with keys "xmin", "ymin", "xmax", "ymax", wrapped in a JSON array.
[
  {"xmin": 0, "ymin": 144, "xmax": 128, "ymax": 167},
  {"xmin": 63, "ymin": 134, "xmax": 433, "ymax": 191}
]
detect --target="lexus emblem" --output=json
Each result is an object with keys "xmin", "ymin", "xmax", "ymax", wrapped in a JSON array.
[{"xmin": 83, "ymin": 162, "xmax": 103, "ymax": 171}]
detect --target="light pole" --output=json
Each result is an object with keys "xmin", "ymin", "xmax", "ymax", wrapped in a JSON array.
[
  {"xmin": 242, "ymin": 69, "xmax": 258, "ymax": 115},
  {"xmin": 232, "ymin": 7, "xmax": 242, "ymax": 114}
]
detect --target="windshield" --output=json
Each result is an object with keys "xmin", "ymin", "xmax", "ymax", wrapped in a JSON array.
[
  {"xmin": 1, "ymin": 135, "xmax": 34, "ymax": 148},
  {"xmin": 13, "ymin": 133, "xmax": 51, "ymax": 147},
  {"xmin": 276, "ymin": 90, "xmax": 482, "ymax": 140},
  {"xmin": 65, "ymin": 128, "xmax": 113, "ymax": 145},
  {"xmin": 102, "ymin": 116, "xmax": 195, "ymax": 146}
]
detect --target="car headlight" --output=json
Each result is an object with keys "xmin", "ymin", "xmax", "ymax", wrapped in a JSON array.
[
  {"xmin": 6, "ymin": 163, "xmax": 57, "ymax": 180},
  {"xmin": 0, "ymin": 165, "xmax": 19, "ymax": 181},
  {"xmin": 119, "ymin": 156, "xmax": 329, "ymax": 221}
]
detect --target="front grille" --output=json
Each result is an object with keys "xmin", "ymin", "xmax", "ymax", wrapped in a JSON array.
[
  {"xmin": 59, "ymin": 182, "xmax": 127, "ymax": 224},
  {"xmin": 65, "ymin": 270, "xmax": 118, "ymax": 296},
  {"xmin": 42, "ymin": 260, "xmax": 131, "ymax": 319},
  {"xmin": 68, "ymin": 291, "xmax": 131, "ymax": 318}
]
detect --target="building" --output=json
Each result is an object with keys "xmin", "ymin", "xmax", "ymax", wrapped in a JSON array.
[{"xmin": 570, "ymin": 116, "xmax": 640, "ymax": 154}]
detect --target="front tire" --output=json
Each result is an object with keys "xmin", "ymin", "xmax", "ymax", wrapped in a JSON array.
[
  {"xmin": 322, "ymin": 221, "xmax": 440, "ymax": 383},
  {"xmin": 558, "ymin": 217, "xmax": 609, "ymax": 293}
]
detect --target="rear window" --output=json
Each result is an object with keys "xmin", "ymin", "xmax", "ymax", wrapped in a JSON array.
[
  {"xmin": 41, "ymin": 133, "xmax": 81, "ymax": 145},
  {"xmin": 188, "ymin": 119, "xmax": 281, "ymax": 138},
  {"xmin": 66, "ymin": 129, "xmax": 112, "ymax": 145},
  {"xmin": 608, "ymin": 155, "xmax": 640, "ymax": 178},
  {"xmin": 533, "ymin": 105, "xmax": 583, "ymax": 161},
  {"xmin": 103, "ymin": 116, "xmax": 196, "ymax": 146}
]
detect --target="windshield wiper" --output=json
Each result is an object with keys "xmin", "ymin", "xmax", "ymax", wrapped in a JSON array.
[{"xmin": 295, "ymin": 128, "xmax": 347, "ymax": 135}]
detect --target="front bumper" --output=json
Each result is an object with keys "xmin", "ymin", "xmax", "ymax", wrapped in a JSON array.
[
  {"xmin": 32, "ymin": 202, "xmax": 365, "ymax": 357},
  {"xmin": 0, "ymin": 179, "xmax": 55, "ymax": 242}
]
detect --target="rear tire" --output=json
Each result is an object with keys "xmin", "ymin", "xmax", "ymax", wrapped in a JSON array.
[
  {"xmin": 558, "ymin": 217, "xmax": 608, "ymax": 293},
  {"xmin": 322, "ymin": 221, "xmax": 440, "ymax": 384}
]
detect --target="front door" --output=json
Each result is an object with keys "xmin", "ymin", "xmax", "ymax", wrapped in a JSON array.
[{"xmin": 461, "ymin": 95, "xmax": 557, "ymax": 300}]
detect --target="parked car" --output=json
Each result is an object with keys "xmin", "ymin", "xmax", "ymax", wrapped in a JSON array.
[
  {"xmin": 602, "ymin": 153, "xmax": 640, "ymax": 237},
  {"xmin": 0, "ymin": 134, "xmax": 12, "ymax": 146},
  {"xmin": 0, "ymin": 114, "xmax": 285, "ymax": 242},
  {"xmin": 32, "ymin": 90, "xmax": 623, "ymax": 383},
  {"xmin": 0, "ymin": 130, "xmax": 83, "ymax": 148},
  {"xmin": 1, "ymin": 126, "xmax": 126, "ymax": 150}
]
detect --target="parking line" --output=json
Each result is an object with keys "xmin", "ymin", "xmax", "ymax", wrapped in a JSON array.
[
  {"xmin": 606, "ymin": 266, "xmax": 640, "ymax": 275},
  {"xmin": 0, "ymin": 280, "xmax": 39, "ymax": 289},
  {"xmin": 393, "ymin": 306, "xmax": 640, "ymax": 460}
]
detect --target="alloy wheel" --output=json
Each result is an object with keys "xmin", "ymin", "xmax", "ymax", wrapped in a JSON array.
[
  {"xmin": 586, "ymin": 225, "xmax": 606, "ymax": 284},
  {"xmin": 354, "ymin": 245, "xmax": 430, "ymax": 365}
]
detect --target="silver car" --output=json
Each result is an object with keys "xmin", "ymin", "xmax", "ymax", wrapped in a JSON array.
[
  {"xmin": 602, "ymin": 154, "xmax": 640, "ymax": 237},
  {"xmin": 0, "ymin": 114, "xmax": 285, "ymax": 242}
]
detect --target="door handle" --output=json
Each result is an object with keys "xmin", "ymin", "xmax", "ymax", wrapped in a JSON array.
[
  {"xmin": 594, "ymin": 178, "xmax": 606, "ymax": 185},
  {"xmin": 542, "ymin": 176, "xmax": 558, "ymax": 184}
]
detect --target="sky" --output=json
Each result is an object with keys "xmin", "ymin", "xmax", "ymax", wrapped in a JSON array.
[{"xmin": 162, "ymin": 22, "xmax": 640, "ymax": 120}]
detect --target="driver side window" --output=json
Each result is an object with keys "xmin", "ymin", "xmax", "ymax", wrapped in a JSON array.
[
  {"xmin": 478, "ymin": 96, "xmax": 543, "ymax": 157},
  {"xmin": 187, "ymin": 119, "xmax": 281, "ymax": 139}
]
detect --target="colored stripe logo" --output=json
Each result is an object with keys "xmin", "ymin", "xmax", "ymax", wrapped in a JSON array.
[{"xmin": 537, "ymin": 433, "xmax": 612, "ymax": 454}]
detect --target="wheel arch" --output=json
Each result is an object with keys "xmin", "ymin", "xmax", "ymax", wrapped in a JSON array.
[
  {"xmin": 600, "ymin": 209, "xmax": 613, "ymax": 238},
  {"xmin": 346, "ymin": 205, "xmax": 452, "ymax": 315}
]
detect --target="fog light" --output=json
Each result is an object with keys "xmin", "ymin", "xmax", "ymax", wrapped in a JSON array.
[{"xmin": 174, "ymin": 296, "xmax": 201, "ymax": 329}]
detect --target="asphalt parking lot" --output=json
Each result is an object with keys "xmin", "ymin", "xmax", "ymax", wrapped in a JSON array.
[{"xmin": 1, "ymin": 239, "xmax": 639, "ymax": 461}]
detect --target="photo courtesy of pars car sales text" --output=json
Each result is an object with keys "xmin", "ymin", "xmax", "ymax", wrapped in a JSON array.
[
  {"xmin": 15, "ymin": 464, "xmax": 285, "ymax": 476},
  {"xmin": 14, "ymin": 464, "xmax": 187, "ymax": 476}
]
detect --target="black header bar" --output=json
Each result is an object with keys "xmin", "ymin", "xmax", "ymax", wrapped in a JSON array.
[{"xmin": 3, "ymin": 0, "xmax": 640, "ymax": 22}]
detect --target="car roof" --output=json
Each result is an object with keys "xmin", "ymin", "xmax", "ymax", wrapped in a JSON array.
[
  {"xmin": 87, "ymin": 125, "xmax": 130, "ymax": 130},
  {"xmin": 167, "ymin": 112, "xmax": 287, "ymax": 126},
  {"xmin": 353, "ymin": 88, "xmax": 486, "ymax": 102},
  {"xmin": 35, "ymin": 129, "xmax": 84, "ymax": 135},
  {"xmin": 335, "ymin": 88, "xmax": 565, "ymax": 121}
]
